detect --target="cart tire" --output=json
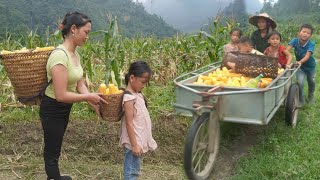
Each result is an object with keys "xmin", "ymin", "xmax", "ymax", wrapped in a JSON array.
[
  {"xmin": 184, "ymin": 112, "xmax": 220, "ymax": 180},
  {"xmin": 285, "ymin": 83, "xmax": 299, "ymax": 127}
]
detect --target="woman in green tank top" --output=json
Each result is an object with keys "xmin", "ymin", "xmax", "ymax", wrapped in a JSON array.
[{"xmin": 39, "ymin": 12, "xmax": 106, "ymax": 180}]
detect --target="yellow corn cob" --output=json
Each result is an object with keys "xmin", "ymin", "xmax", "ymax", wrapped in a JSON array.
[
  {"xmin": 14, "ymin": 47, "xmax": 29, "ymax": 53},
  {"xmin": 33, "ymin": 46, "xmax": 55, "ymax": 52},
  {"xmin": 0, "ymin": 50, "xmax": 14, "ymax": 55}
]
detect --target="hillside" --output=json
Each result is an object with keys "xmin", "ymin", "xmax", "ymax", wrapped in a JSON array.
[
  {"xmin": 0, "ymin": 0, "xmax": 178, "ymax": 38},
  {"xmin": 261, "ymin": 0, "xmax": 320, "ymax": 24}
]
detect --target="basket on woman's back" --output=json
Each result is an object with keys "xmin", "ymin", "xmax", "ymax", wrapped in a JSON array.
[{"xmin": 0, "ymin": 48, "xmax": 54, "ymax": 105}]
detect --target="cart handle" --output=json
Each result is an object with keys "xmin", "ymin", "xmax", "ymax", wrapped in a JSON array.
[
  {"xmin": 173, "ymin": 103, "xmax": 213, "ymax": 112},
  {"xmin": 197, "ymin": 86, "xmax": 223, "ymax": 97},
  {"xmin": 173, "ymin": 103, "xmax": 198, "ymax": 112}
]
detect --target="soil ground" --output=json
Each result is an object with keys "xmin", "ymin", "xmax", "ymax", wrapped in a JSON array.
[
  {"xmin": 212, "ymin": 123, "xmax": 266, "ymax": 179},
  {"xmin": 0, "ymin": 113, "xmax": 266, "ymax": 180}
]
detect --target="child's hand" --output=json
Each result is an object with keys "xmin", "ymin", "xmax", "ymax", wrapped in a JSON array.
[
  {"xmin": 295, "ymin": 61, "xmax": 301, "ymax": 66},
  {"xmin": 132, "ymin": 145, "xmax": 143, "ymax": 157},
  {"xmin": 294, "ymin": 61, "xmax": 301, "ymax": 68},
  {"xmin": 227, "ymin": 62, "xmax": 236, "ymax": 71}
]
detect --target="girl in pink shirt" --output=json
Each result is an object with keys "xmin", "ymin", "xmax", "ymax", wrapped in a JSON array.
[
  {"xmin": 120, "ymin": 61, "xmax": 157, "ymax": 179},
  {"xmin": 223, "ymin": 28, "xmax": 242, "ymax": 55}
]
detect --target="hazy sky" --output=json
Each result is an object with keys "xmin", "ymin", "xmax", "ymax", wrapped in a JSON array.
[
  {"xmin": 133, "ymin": 0, "xmax": 264, "ymax": 33},
  {"xmin": 135, "ymin": 0, "xmax": 277, "ymax": 3},
  {"xmin": 259, "ymin": 0, "xmax": 279, "ymax": 3},
  {"xmin": 135, "ymin": 0, "xmax": 264, "ymax": 2}
]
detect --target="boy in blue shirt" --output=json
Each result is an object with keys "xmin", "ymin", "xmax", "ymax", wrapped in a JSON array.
[{"xmin": 287, "ymin": 24, "xmax": 315, "ymax": 106}]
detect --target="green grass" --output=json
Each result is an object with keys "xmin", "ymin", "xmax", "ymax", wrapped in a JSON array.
[
  {"xmin": 230, "ymin": 64, "xmax": 320, "ymax": 179},
  {"xmin": 313, "ymin": 34, "xmax": 320, "ymax": 59}
]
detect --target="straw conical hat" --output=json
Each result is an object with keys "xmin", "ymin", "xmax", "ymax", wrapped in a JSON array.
[{"xmin": 249, "ymin": 13, "xmax": 277, "ymax": 29}]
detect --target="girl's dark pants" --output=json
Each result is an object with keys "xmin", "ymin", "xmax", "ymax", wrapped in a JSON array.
[{"xmin": 39, "ymin": 95, "xmax": 72, "ymax": 180}]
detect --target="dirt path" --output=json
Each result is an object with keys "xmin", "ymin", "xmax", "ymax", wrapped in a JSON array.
[{"xmin": 210, "ymin": 123, "xmax": 266, "ymax": 180}]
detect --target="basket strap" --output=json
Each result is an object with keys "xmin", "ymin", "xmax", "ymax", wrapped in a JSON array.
[
  {"xmin": 120, "ymin": 90, "xmax": 148, "ymax": 116},
  {"xmin": 123, "ymin": 90, "xmax": 148, "ymax": 107},
  {"xmin": 123, "ymin": 90, "xmax": 133, "ymax": 95},
  {"xmin": 118, "ymin": 90, "xmax": 133, "ymax": 120},
  {"xmin": 18, "ymin": 48, "xmax": 69, "ymax": 104}
]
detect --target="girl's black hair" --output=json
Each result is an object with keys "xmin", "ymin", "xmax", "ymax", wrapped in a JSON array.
[
  {"xmin": 61, "ymin": 12, "xmax": 91, "ymax": 39},
  {"xmin": 125, "ymin": 61, "xmax": 153, "ymax": 85},
  {"xmin": 230, "ymin": 28, "xmax": 242, "ymax": 37},
  {"xmin": 267, "ymin": 30, "xmax": 282, "ymax": 41}
]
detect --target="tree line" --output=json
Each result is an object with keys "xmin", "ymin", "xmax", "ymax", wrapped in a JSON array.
[
  {"xmin": 0, "ymin": 0, "xmax": 178, "ymax": 40},
  {"xmin": 261, "ymin": 0, "xmax": 320, "ymax": 23}
]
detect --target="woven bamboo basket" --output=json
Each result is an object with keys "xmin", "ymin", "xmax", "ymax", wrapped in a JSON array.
[
  {"xmin": 0, "ymin": 50, "xmax": 53, "ymax": 105},
  {"xmin": 100, "ymin": 92, "xmax": 125, "ymax": 122},
  {"xmin": 222, "ymin": 52, "xmax": 278, "ymax": 78}
]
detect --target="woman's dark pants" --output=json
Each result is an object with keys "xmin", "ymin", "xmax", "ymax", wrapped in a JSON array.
[{"xmin": 39, "ymin": 95, "xmax": 72, "ymax": 180}]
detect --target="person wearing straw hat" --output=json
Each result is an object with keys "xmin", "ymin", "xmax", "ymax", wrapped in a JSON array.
[{"xmin": 249, "ymin": 12, "xmax": 277, "ymax": 53}]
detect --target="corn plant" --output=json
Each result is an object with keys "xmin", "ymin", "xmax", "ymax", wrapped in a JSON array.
[
  {"xmin": 22, "ymin": 28, "xmax": 44, "ymax": 49},
  {"xmin": 91, "ymin": 16, "xmax": 122, "ymax": 86},
  {"xmin": 2, "ymin": 31, "xmax": 22, "ymax": 50},
  {"xmin": 79, "ymin": 43, "xmax": 95, "ymax": 85},
  {"xmin": 0, "ymin": 14, "xmax": 259, "ymax": 103},
  {"xmin": 199, "ymin": 16, "xmax": 234, "ymax": 63},
  {"xmin": 277, "ymin": 24, "xmax": 299, "ymax": 44},
  {"xmin": 45, "ymin": 28, "xmax": 63, "ymax": 47},
  {"xmin": 0, "ymin": 63, "xmax": 4, "ymax": 79}
]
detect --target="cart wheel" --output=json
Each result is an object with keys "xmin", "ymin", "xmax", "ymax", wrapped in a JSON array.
[
  {"xmin": 285, "ymin": 83, "xmax": 299, "ymax": 127},
  {"xmin": 184, "ymin": 112, "xmax": 220, "ymax": 180}
]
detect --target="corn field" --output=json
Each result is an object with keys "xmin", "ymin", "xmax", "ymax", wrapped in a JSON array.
[{"xmin": 0, "ymin": 18, "xmax": 319, "ymax": 104}]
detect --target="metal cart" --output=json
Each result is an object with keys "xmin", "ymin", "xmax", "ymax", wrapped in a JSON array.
[{"xmin": 174, "ymin": 62, "xmax": 300, "ymax": 180}]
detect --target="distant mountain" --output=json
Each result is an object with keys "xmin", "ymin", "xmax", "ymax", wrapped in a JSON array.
[
  {"xmin": 135, "ymin": 0, "xmax": 263, "ymax": 33},
  {"xmin": 246, "ymin": 0, "xmax": 263, "ymax": 14},
  {"xmin": 0, "ymin": 0, "xmax": 178, "ymax": 39}
]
